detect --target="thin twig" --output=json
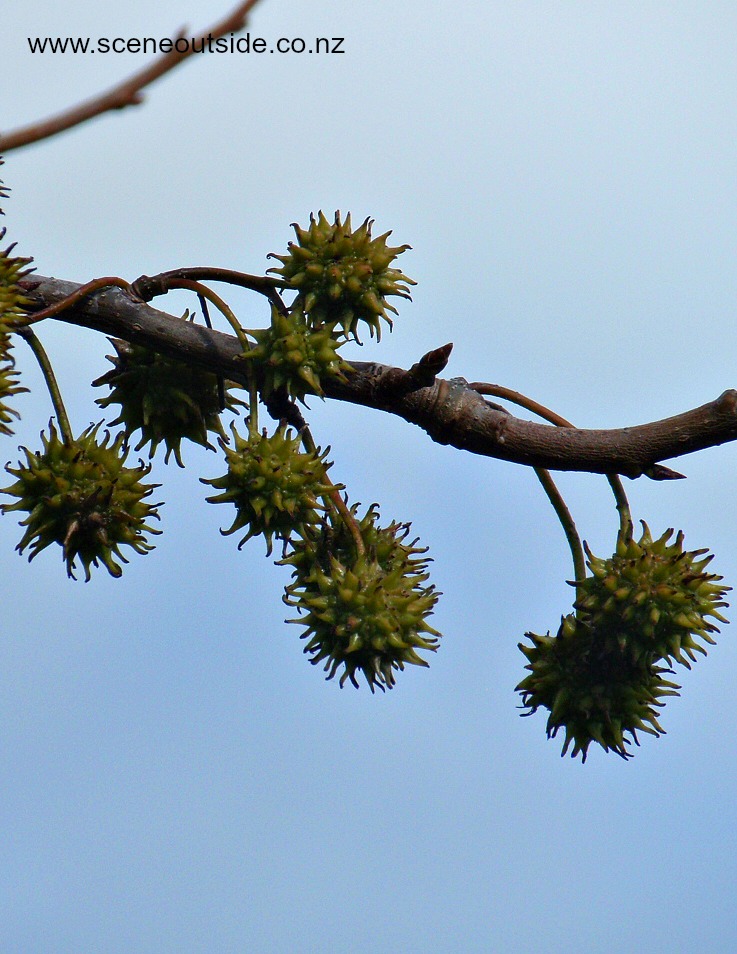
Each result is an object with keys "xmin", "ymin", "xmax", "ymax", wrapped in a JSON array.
[
  {"xmin": 132, "ymin": 267, "xmax": 289, "ymax": 315},
  {"xmin": 18, "ymin": 276, "xmax": 133, "ymax": 326},
  {"xmin": 469, "ymin": 382, "xmax": 572, "ymax": 428},
  {"xmin": 0, "ymin": 1, "xmax": 264, "ymax": 152},
  {"xmin": 164, "ymin": 278, "xmax": 250, "ymax": 349}
]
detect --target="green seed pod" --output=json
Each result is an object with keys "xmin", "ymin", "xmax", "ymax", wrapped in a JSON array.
[
  {"xmin": 93, "ymin": 338, "xmax": 245, "ymax": 466},
  {"xmin": 518, "ymin": 524, "xmax": 729, "ymax": 761},
  {"xmin": 281, "ymin": 503, "xmax": 441, "ymax": 692},
  {"xmin": 268, "ymin": 211, "xmax": 416, "ymax": 342},
  {"xmin": 202, "ymin": 423, "xmax": 336, "ymax": 555},
  {"xmin": 1, "ymin": 420, "xmax": 162, "ymax": 580},
  {"xmin": 575, "ymin": 523, "xmax": 729, "ymax": 668},
  {"xmin": 241, "ymin": 304, "xmax": 351, "ymax": 403},
  {"xmin": 0, "ymin": 228, "xmax": 34, "ymax": 329},
  {"xmin": 517, "ymin": 615, "xmax": 681, "ymax": 762},
  {"xmin": 0, "ymin": 332, "xmax": 27, "ymax": 435}
]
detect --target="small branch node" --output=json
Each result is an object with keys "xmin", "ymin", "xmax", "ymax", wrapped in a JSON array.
[{"xmin": 376, "ymin": 342, "xmax": 453, "ymax": 399}]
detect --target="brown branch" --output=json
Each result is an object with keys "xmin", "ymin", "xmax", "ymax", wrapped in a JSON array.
[
  {"xmin": 0, "ymin": 1, "xmax": 263, "ymax": 153},
  {"xmin": 131, "ymin": 267, "xmax": 288, "ymax": 314},
  {"xmin": 468, "ymin": 381, "xmax": 685, "ymax": 481},
  {"xmin": 19, "ymin": 275, "xmax": 737, "ymax": 478}
]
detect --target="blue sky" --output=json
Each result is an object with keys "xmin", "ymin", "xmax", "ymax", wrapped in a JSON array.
[{"xmin": 3, "ymin": 2, "xmax": 737, "ymax": 951}]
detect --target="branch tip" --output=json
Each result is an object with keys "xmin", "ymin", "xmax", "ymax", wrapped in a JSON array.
[{"xmin": 642, "ymin": 464, "xmax": 686, "ymax": 481}]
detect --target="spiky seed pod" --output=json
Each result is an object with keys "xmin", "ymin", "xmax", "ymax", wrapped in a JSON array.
[
  {"xmin": 241, "ymin": 305, "xmax": 351, "ymax": 403},
  {"xmin": 202, "ymin": 424, "xmax": 336, "ymax": 555},
  {"xmin": 0, "ymin": 332, "xmax": 27, "ymax": 435},
  {"xmin": 517, "ymin": 615, "xmax": 681, "ymax": 762},
  {"xmin": 268, "ymin": 211, "xmax": 416, "ymax": 342},
  {"xmin": 1, "ymin": 421, "xmax": 161, "ymax": 580},
  {"xmin": 575, "ymin": 523, "xmax": 730, "ymax": 668},
  {"xmin": 0, "ymin": 228, "xmax": 34, "ymax": 329},
  {"xmin": 93, "ymin": 338, "xmax": 245, "ymax": 467},
  {"xmin": 281, "ymin": 503, "xmax": 441, "ymax": 692}
]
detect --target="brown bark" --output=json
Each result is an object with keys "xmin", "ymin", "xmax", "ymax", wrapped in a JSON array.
[{"xmin": 20, "ymin": 275, "xmax": 737, "ymax": 478}]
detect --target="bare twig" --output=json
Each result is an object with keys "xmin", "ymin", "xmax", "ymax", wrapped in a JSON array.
[
  {"xmin": 0, "ymin": 1, "xmax": 263, "ymax": 152},
  {"xmin": 131, "ymin": 266, "xmax": 288, "ymax": 315},
  {"xmin": 19, "ymin": 275, "xmax": 737, "ymax": 478},
  {"xmin": 18, "ymin": 276, "xmax": 134, "ymax": 325}
]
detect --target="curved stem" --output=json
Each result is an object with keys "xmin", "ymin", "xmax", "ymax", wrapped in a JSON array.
[
  {"xmin": 469, "ymin": 382, "xmax": 571, "ymax": 428},
  {"xmin": 18, "ymin": 328, "xmax": 73, "ymax": 444},
  {"xmin": 534, "ymin": 467, "xmax": 587, "ymax": 585},
  {"xmin": 20, "ymin": 276, "xmax": 132, "ymax": 326},
  {"xmin": 470, "ymin": 380, "xmax": 634, "ymax": 544},
  {"xmin": 300, "ymin": 425, "xmax": 365, "ymax": 558},
  {"xmin": 134, "ymin": 267, "xmax": 289, "ymax": 316},
  {"xmin": 608, "ymin": 474, "xmax": 633, "ymax": 541},
  {"xmin": 164, "ymin": 278, "xmax": 251, "ymax": 349}
]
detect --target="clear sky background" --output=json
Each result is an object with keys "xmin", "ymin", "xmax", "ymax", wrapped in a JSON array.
[{"xmin": 3, "ymin": 2, "xmax": 737, "ymax": 951}]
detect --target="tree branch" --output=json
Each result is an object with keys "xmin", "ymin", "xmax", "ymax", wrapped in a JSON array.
[
  {"xmin": 19, "ymin": 275, "xmax": 737, "ymax": 477},
  {"xmin": 0, "ymin": 1, "xmax": 263, "ymax": 153}
]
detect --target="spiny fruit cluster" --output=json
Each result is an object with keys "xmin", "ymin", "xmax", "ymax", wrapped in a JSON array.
[
  {"xmin": 0, "ymin": 168, "xmax": 31, "ymax": 434},
  {"xmin": 240, "ymin": 212, "xmax": 415, "ymax": 404},
  {"xmin": 281, "ymin": 503, "xmax": 441, "ymax": 692},
  {"xmin": 93, "ymin": 337, "xmax": 245, "ymax": 466},
  {"xmin": 268, "ymin": 211, "xmax": 415, "ymax": 343},
  {"xmin": 0, "ymin": 332, "xmax": 26, "ymax": 436},
  {"xmin": 242, "ymin": 305, "xmax": 351, "ymax": 403},
  {"xmin": 518, "ymin": 615, "xmax": 680, "ymax": 762},
  {"xmin": 0, "ymin": 227, "xmax": 34, "ymax": 328},
  {"xmin": 203, "ymin": 423, "xmax": 336, "ymax": 555},
  {"xmin": 518, "ymin": 523, "xmax": 729, "ymax": 761},
  {"xmin": 2, "ymin": 421, "xmax": 161, "ymax": 580},
  {"xmin": 576, "ymin": 525, "xmax": 728, "ymax": 666}
]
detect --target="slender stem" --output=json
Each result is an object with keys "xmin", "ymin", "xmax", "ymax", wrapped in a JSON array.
[
  {"xmin": 469, "ymin": 381, "xmax": 571, "ymax": 427},
  {"xmin": 299, "ymin": 425, "xmax": 318, "ymax": 456},
  {"xmin": 135, "ymin": 267, "xmax": 289, "ymax": 316},
  {"xmin": 20, "ymin": 276, "xmax": 132, "ymax": 326},
  {"xmin": 18, "ymin": 328, "xmax": 73, "ymax": 444},
  {"xmin": 608, "ymin": 474, "xmax": 633, "ymax": 541},
  {"xmin": 300, "ymin": 425, "xmax": 365, "ymax": 558},
  {"xmin": 165, "ymin": 278, "xmax": 251, "ymax": 349},
  {"xmin": 248, "ymin": 377, "xmax": 259, "ymax": 433},
  {"xmin": 325, "ymin": 487, "xmax": 366, "ymax": 559},
  {"xmin": 534, "ymin": 467, "xmax": 587, "ymax": 585},
  {"xmin": 469, "ymin": 380, "xmax": 635, "ymax": 546}
]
